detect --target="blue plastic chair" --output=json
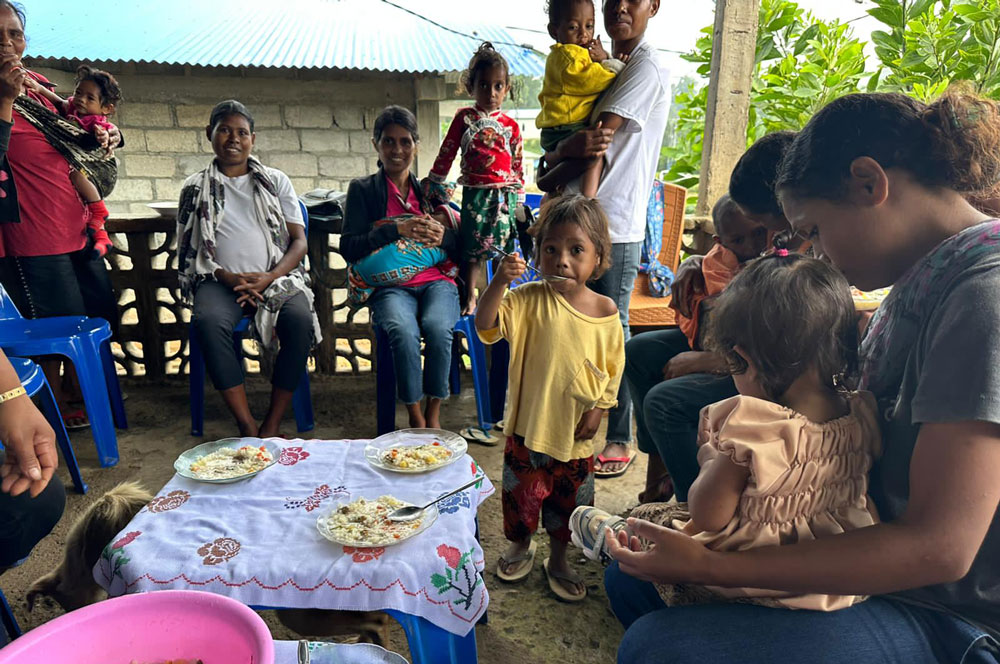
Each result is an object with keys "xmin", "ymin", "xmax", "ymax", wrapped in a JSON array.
[
  {"xmin": 0, "ymin": 287, "xmax": 124, "ymax": 467},
  {"xmin": 189, "ymin": 201, "xmax": 315, "ymax": 437},
  {"xmin": 386, "ymin": 610, "xmax": 478, "ymax": 664},
  {"xmin": 0, "ymin": 585, "xmax": 18, "ymax": 641},
  {"xmin": 6, "ymin": 357, "xmax": 87, "ymax": 493}
]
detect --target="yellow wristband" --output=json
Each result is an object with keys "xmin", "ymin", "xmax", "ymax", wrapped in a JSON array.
[{"xmin": 0, "ymin": 386, "xmax": 26, "ymax": 403}]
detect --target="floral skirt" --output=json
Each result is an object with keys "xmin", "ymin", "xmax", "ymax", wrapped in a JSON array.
[{"xmin": 460, "ymin": 186, "xmax": 518, "ymax": 261}]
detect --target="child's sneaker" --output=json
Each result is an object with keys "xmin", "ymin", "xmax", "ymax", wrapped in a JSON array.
[{"xmin": 569, "ymin": 505, "xmax": 630, "ymax": 564}]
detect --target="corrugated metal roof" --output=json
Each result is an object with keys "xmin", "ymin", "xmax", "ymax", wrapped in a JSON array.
[{"xmin": 22, "ymin": 0, "xmax": 544, "ymax": 75}]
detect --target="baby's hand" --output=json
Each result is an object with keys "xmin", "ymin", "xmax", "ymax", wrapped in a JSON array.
[
  {"xmin": 21, "ymin": 75, "xmax": 39, "ymax": 92},
  {"xmin": 497, "ymin": 253, "xmax": 527, "ymax": 285},
  {"xmin": 588, "ymin": 37, "xmax": 610, "ymax": 63}
]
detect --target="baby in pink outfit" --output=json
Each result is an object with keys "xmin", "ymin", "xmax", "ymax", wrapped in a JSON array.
[{"xmin": 25, "ymin": 65, "xmax": 122, "ymax": 258}]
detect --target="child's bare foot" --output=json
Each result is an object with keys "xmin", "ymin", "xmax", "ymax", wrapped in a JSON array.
[
  {"xmin": 496, "ymin": 539, "xmax": 536, "ymax": 581},
  {"xmin": 258, "ymin": 423, "xmax": 282, "ymax": 438},
  {"xmin": 405, "ymin": 403, "xmax": 426, "ymax": 429},
  {"xmin": 236, "ymin": 419, "xmax": 259, "ymax": 437},
  {"xmin": 461, "ymin": 292, "xmax": 477, "ymax": 317},
  {"xmin": 424, "ymin": 397, "xmax": 442, "ymax": 429}
]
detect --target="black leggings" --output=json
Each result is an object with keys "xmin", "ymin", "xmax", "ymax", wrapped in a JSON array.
[
  {"xmin": 191, "ymin": 281, "xmax": 312, "ymax": 392},
  {"xmin": 0, "ymin": 474, "xmax": 66, "ymax": 568}
]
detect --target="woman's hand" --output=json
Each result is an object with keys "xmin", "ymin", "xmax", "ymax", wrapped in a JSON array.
[
  {"xmin": 669, "ymin": 256, "xmax": 706, "ymax": 318},
  {"xmin": 0, "ymin": 53, "xmax": 24, "ymax": 103},
  {"xmin": 233, "ymin": 272, "xmax": 275, "ymax": 307},
  {"xmin": 0, "ymin": 395, "xmax": 58, "ymax": 498},
  {"xmin": 606, "ymin": 518, "xmax": 715, "ymax": 585},
  {"xmin": 574, "ymin": 407, "xmax": 604, "ymax": 440},
  {"xmin": 396, "ymin": 216, "xmax": 425, "ymax": 240},
  {"xmin": 556, "ymin": 121, "xmax": 614, "ymax": 160},
  {"xmin": 663, "ymin": 351, "xmax": 727, "ymax": 380},
  {"xmin": 496, "ymin": 253, "xmax": 527, "ymax": 285},
  {"xmin": 418, "ymin": 218, "xmax": 445, "ymax": 248}
]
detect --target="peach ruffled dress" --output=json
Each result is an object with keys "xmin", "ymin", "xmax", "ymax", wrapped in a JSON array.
[{"xmin": 679, "ymin": 391, "xmax": 882, "ymax": 610}]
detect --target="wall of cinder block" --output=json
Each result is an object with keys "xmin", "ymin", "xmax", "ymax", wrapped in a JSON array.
[{"xmin": 29, "ymin": 61, "xmax": 427, "ymax": 214}]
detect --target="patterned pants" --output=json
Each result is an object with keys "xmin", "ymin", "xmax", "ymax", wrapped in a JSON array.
[
  {"xmin": 502, "ymin": 435, "xmax": 594, "ymax": 543},
  {"xmin": 459, "ymin": 186, "xmax": 517, "ymax": 261}
]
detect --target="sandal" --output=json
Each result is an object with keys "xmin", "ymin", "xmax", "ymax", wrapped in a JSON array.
[
  {"xmin": 460, "ymin": 426, "xmax": 501, "ymax": 446},
  {"xmin": 495, "ymin": 540, "xmax": 536, "ymax": 582},
  {"xmin": 638, "ymin": 473, "xmax": 674, "ymax": 504},
  {"xmin": 569, "ymin": 506, "xmax": 630, "ymax": 564},
  {"xmin": 542, "ymin": 557, "xmax": 587, "ymax": 602},
  {"xmin": 61, "ymin": 408, "xmax": 90, "ymax": 431},
  {"xmin": 594, "ymin": 448, "xmax": 636, "ymax": 478}
]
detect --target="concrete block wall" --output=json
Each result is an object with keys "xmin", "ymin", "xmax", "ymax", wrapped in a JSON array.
[{"xmin": 29, "ymin": 62, "xmax": 425, "ymax": 214}]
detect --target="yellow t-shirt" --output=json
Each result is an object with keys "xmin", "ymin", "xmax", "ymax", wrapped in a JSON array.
[
  {"xmin": 536, "ymin": 43, "xmax": 619, "ymax": 129},
  {"xmin": 477, "ymin": 281, "xmax": 625, "ymax": 462}
]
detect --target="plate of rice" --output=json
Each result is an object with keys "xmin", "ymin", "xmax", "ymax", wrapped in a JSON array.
[
  {"xmin": 174, "ymin": 438, "xmax": 282, "ymax": 483},
  {"xmin": 316, "ymin": 494, "xmax": 438, "ymax": 547},
  {"xmin": 364, "ymin": 428, "xmax": 466, "ymax": 474},
  {"xmin": 851, "ymin": 286, "xmax": 892, "ymax": 311}
]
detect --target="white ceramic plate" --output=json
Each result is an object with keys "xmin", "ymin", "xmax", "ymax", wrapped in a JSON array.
[
  {"xmin": 174, "ymin": 437, "xmax": 282, "ymax": 484},
  {"xmin": 147, "ymin": 201, "xmax": 179, "ymax": 217},
  {"xmin": 364, "ymin": 428, "xmax": 467, "ymax": 474},
  {"xmin": 309, "ymin": 641, "xmax": 409, "ymax": 664},
  {"xmin": 316, "ymin": 494, "xmax": 439, "ymax": 548}
]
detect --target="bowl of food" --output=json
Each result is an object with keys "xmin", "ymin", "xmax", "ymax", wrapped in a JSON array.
[
  {"xmin": 0, "ymin": 589, "xmax": 273, "ymax": 664},
  {"xmin": 174, "ymin": 437, "xmax": 282, "ymax": 483},
  {"xmin": 364, "ymin": 428, "xmax": 466, "ymax": 474},
  {"xmin": 317, "ymin": 494, "xmax": 439, "ymax": 548}
]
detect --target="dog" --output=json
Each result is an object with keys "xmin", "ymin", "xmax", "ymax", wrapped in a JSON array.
[
  {"xmin": 26, "ymin": 481, "xmax": 152, "ymax": 612},
  {"xmin": 275, "ymin": 609, "xmax": 391, "ymax": 648}
]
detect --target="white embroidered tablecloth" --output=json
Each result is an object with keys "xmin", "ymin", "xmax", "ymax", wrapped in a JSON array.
[{"xmin": 93, "ymin": 439, "xmax": 494, "ymax": 636}]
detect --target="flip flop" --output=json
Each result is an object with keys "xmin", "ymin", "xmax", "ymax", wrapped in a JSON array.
[
  {"xmin": 460, "ymin": 426, "xmax": 501, "ymax": 446},
  {"xmin": 542, "ymin": 557, "xmax": 587, "ymax": 603},
  {"xmin": 495, "ymin": 540, "xmax": 536, "ymax": 582},
  {"xmin": 492, "ymin": 419, "xmax": 505, "ymax": 431},
  {"xmin": 569, "ymin": 506, "xmax": 630, "ymax": 564},
  {"xmin": 61, "ymin": 408, "xmax": 90, "ymax": 431},
  {"xmin": 594, "ymin": 448, "xmax": 637, "ymax": 478}
]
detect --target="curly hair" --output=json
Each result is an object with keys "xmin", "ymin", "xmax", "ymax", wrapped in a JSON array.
[
  {"xmin": 75, "ymin": 65, "xmax": 122, "ymax": 109},
  {"xmin": 461, "ymin": 42, "xmax": 511, "ymax": 96},
  {"xmin": 529, "ymin": 194, "xmax": 613, "ymax": 280},
  {"xmin": 776, "ymin": 86, "xmax": 1000, "ymax": 202},
  {"xmin": 545, "ymin": 0, "xmax": 592, "ymax": 25},
  {"xmin": 705, "ymin": 253, "xmax": 858, "ymax": 400}
]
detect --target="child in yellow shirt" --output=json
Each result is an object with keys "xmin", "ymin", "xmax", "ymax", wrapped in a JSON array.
[
  {"xmin": 476, "ymin": 194, "xmax": 625, "ymax": 602},
  {"xmin": 536, "ymin": 0, "xmax": 626, "ymax": 197}
]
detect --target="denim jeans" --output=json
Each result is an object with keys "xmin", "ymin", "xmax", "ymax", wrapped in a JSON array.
[
  {"xmin": 605, "ymin": 562, "xmax": 1000, "ymax": 664},
  {"xmin": 623, "ymin": 328, "xmax": 737, "ymax": 501},
  {"xmin": 370, "ymin": 280, "xmax": 460, "ymax": 404},
  {"xmin": 589, "ymin": 241, "xmax": 642, "ymax": 444}
]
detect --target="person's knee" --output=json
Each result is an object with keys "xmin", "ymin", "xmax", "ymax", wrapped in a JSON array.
[
  {"xmin": 191, "ymin": 303, "xmax": 234, "ymax": 337},
  {"xmin": 420, "ymin": 315, "xmax": 456, "ymax": 347},
  {"xmin": 643, "ymin": 385, "xmax": 691, "ymax": 430},
  {"xmin": 278, "ymin": 303, "xmax": 313, "ymax": 342},
  {"xmin": 618, "ymin": 614, "xmax": 671, "ymax": 664}
]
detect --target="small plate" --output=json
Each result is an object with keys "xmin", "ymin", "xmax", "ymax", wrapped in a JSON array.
[
  {"xmin": 364, "ymin": 428, "xmax": 467, "ymax": 474},
  {"xmin": 316, "ymin": 494, "xmax": 439, "ymax": 548},
  {"xmin": 147, "ymin": 201, "xmax": 178, "ymax": 217},
  {"xmin": 174, "ymin": 437, "xmax": 282, "ymax": 483}
]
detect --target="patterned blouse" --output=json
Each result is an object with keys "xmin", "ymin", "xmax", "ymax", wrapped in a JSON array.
[{"xmin": 428, "ymin": 105, "xmax": 524, "ymax": 195}]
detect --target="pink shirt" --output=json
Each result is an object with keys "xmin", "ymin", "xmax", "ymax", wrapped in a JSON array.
[
  {"xmin": 385, "ymin": 174, "xmax": 454, "ymax": 288},
  {"xmin": 0, "ymin": 73, "xmax": 87, "ymax": 257}
]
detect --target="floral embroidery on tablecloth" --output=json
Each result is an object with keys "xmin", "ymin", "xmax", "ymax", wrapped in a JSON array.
[
  {"xmin": 437, "ymin": 492, "xmax": 471, "ymax": 514},
  {"xmin": 343, "ymin": 546, "xmax": 385, "ymax": 563},
  {"xmin": 430, "ymin": 544, "xmax": 481, "ymax": 611},
  {"xmin": 146, "ymin": 490, "xmax": 190, "ymax": 513},
  {"xmin": 284, "ymin": 484, "xmax": 345, "ymax": 511},
  {"xmin": 278, "ymin": 446, "xmax": 310, "ymax": 466},
  {"xmin": 98, "ymin": 530, "xmax": 141, "ymax": 596},
  {"xmin": 198, "ymin": 537, "xmax": 241, "ymax": 565}
]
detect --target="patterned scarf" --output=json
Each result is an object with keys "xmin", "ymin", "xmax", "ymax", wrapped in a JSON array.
[{"xmin": 176, "ymin": 156, "xmax": 322, "ymax": 351}]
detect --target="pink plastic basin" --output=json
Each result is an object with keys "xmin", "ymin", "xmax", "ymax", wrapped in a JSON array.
[{"xmin": 0, "ymin": 589, "xmax": 274, "ymax": 664}]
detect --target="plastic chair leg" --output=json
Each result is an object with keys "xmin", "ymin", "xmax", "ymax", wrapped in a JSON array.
[
  {"xmin": 75, "ymin": 343, "xmax": 118, "ymax": 467},
  {"xmin": 100, "ymin": 339, "xmax": 127, "ymax": 430},
  {"xmin": 37, "ymin": 378, "xmax": 87, "ymax": 494},
  {"xmin": 374, "ymin": 325, "xmax": 396, "ymax": 435},
  {"xmin": 386, "ymin": 610, "xmax": 478, "ymax": 664},
  {"xmin": 189, "ymin": 330, "xmax": 206, "ymax": 437},
  {"xmin": 488, "ymin": 339, "xmax": 509, "ymax": 427},
  {"xmin": 449, "ymin": 338, "xmax": 461, "ymax": 396},
  {"xmin": 455, "ymin": 317, "xmax": 492, "ymax": 430},
  {"xmin": 292, "ymin": 370, "xmax": 314, "ymax": 433},
  {"xmin": 0, "ymin": 587, "xmax": 20, "ymax": 641}
]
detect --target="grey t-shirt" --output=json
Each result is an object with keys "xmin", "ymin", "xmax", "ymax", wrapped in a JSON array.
[{"xmin": 860, "ymin": 219, "xmax": 1000, "ymax": 639}]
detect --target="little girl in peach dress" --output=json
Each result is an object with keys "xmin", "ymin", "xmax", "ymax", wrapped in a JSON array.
[{"xmin": 571, "ymin": 252, "xmax": 882, "ymax": 610}]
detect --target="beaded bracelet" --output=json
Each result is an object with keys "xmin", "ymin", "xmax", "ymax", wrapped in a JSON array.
[{"xmin": 0, "ymin": 386, "xmax": 26, "ymax": 403}]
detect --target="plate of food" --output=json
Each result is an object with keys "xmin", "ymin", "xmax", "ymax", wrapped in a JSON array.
[
  {"xmin": 147, "ymin": 201, "xmax": 179, "ymax": 217},
  {"xmin": 851, "ymin": 286, "xmax": 892, "ymax": 312},
  {"xmin": 174, "ymin": 437, "xmax": 282, "ymax": 483},
  {"xmin": 316, "ymin": 494, "xmax": 438, "ymax": 548},
  {"xmin": 364, "ymin": 428, "xmax": 467, "ymax": 474}
]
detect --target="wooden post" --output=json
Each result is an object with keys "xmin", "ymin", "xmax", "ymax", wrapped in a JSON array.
[{"xmin": 694, "ymin": 0, "xmax": 760, "ymax": 253}]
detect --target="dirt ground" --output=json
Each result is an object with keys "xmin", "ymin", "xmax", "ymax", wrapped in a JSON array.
[{"xmin": 2, "ymin": 373, "xmax": 648, "ymax": 663}]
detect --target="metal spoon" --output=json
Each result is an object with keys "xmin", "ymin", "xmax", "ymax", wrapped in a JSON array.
[
  {"xmin": 491, "ymin": 247, "xmax": 569, "ymax": 281},
  {"xmin": 297, "ymin": 639, "xmax": 310, "ymax": 664},
  {"xmin": 386, "ymin": 475, "xmax": 485, "ymax": 522}
]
